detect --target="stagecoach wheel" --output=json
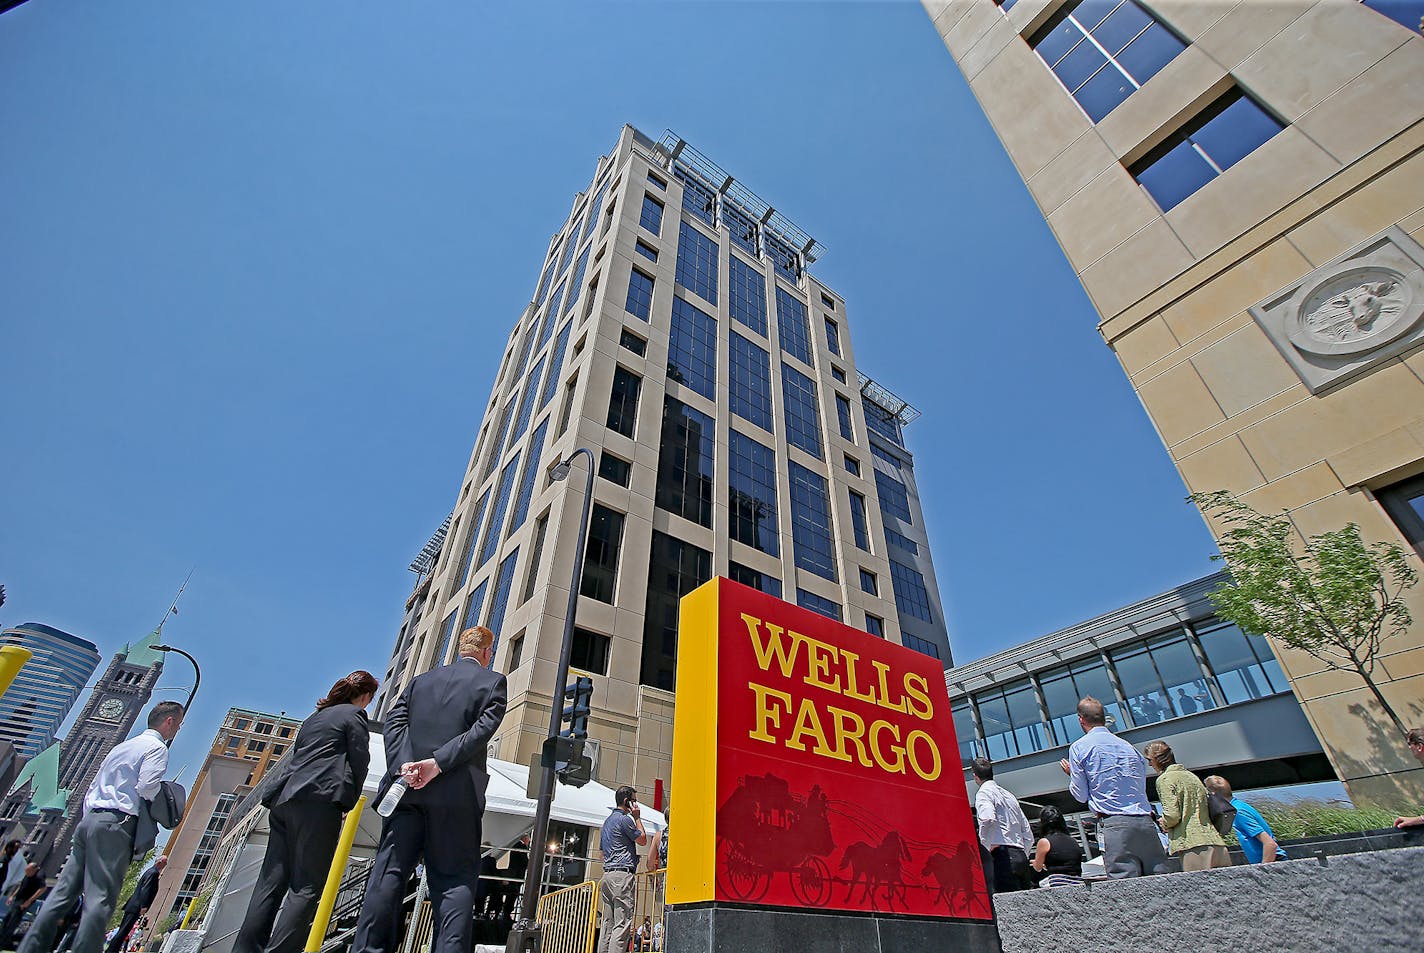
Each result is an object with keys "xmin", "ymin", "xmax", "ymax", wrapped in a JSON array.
[
  {"xmin": 719, "ymin": 841, "xmax": 770, "ymax": 901},
  {"xmin": 791, "ymin": 857, "xmax": 832, "ymax": 906}
]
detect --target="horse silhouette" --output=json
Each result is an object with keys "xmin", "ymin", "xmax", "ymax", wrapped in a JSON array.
[
  {"xmin": 839, "ymin": 831, "xmax": 910, "ymax": 910},
  {"xmin": 920, "ymin": 843, "xmax": 971, "ymax": 910}
]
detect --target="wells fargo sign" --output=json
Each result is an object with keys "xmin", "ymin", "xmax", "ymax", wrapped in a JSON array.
[{"xmin": 669, "ymin": 578, "xmax": 992, "ymax": 920}]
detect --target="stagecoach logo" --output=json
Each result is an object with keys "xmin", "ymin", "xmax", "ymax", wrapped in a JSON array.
[
  {"xmin": 1250, "ymin": 226, "xmax": 1424, "ymax": 394},
  {"xmin": 669, "ymin": 577, "xmax": 993, "ymax": 921}
]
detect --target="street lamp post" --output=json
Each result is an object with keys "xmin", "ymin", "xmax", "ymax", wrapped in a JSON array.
[
  {"xmin": 507, "ymin": 447, "xmax": 597, "ymax": 953},
  {"xmin": 153, "ymin": 644, "xmax": 201, "ymax": 713}
]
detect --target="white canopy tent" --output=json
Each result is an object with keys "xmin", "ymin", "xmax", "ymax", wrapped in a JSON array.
[{"xmin": 196, "ymin": 733, "xmax": 664, "ymax": 953}]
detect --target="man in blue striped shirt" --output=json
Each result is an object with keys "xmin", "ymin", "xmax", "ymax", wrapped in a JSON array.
[{"xmin": 1059, "ymin": 697, "xmax": 1169, "ymax": 878}]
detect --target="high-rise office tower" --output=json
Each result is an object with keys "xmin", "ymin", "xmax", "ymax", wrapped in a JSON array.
[
  {"xmin": 1, "ymin": 632, "xmax": 165, "ymax": 874},
  {"xmin": 379, "ymin": 126, "xmax": 953, "ymax": 795},
  {"xmin": 0, "ymin": 623, "xmax": 101, "ymax": 759},
  {"xmin": 922, "ymin": 1, "xmax": 1424, "ymax": 803}
]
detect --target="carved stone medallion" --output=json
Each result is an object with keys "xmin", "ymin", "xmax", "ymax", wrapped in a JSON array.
[{"xmin": 1250, "ymin": 227, "xmax": 1424, "ymax": 393}]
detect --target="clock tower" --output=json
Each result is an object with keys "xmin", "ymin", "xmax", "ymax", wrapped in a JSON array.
[{"xmin": 31, "ymin": 629, "xmax": 164, "ymax": 875}]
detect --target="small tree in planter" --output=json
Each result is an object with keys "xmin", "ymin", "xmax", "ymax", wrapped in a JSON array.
[{"xmin": 1191, "ymin": 490, "xmax": 1419, "ymax": 738}]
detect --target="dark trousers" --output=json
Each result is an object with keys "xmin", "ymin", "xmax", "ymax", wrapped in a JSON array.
[
  {"xmin": 103, "ymin": 907, "xmax": 142, "ymax": 953},
  {"xmin": 234, "ymin": 800, "xmax": 343, "ymax": 953},
  {"xmin": 2, "ymin": 899, "xmax": 32, "ymax": 948},
  {"xmin": 350, "ymin": 802, "xmax": 480, "ymax": 953},
  {"xmin": 988, "ymin": 845, "xmax": 1032, "ymax": 893}
]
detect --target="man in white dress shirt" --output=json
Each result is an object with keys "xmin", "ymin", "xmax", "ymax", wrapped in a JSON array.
[
  {"xmin": 18, "ymin": 702, "xmax": 183, "ymax": 953},
  {"xmin": 971, "ymin": 757, "xmax": 1034, "ymax": 893}
]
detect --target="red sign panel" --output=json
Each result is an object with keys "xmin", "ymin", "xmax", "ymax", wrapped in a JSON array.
[{"xmin": 670, "ymin": 578, "xmax": 992, "ymax": 920}]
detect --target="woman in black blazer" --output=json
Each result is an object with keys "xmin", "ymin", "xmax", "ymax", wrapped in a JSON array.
[{"xmin": 234, "ymin": 671, "xmax": 377, "ymax": 953}]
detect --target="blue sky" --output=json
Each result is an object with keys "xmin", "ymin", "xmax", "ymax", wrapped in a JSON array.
[{"xmin": 1, "ymin": 1, "xmax": 1218, "ymax": 780}]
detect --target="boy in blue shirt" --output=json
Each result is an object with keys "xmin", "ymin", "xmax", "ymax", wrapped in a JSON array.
[{"xmin": 1204, "ymin": 776, "xmax": 1286, "ymax": 863}]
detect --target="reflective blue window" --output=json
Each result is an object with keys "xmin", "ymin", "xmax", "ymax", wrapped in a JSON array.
[
  {"xmin": 436, "ymin": 610, "xmax": 458, "ymax": 666},
  {"xmin": 1197, "ymin": 620, "xmax": 1289, "ymax": 705},
  {"xmin": 606, "ymin": 367, "xmax": 641, "ymax": 438},
  {"xmin": 729, "ymin": 255, "xmax": 769, "ymax": 336},
  {"xmin": 668, "ymin": 297, "xmax": 718, "ymax": 400},
  {"xmin": 656, "ymin": 397, "xmax": 715, "ymax": 528},
  {"xmin": 764, "ymin": 232, "xmax": 801, "ymax": 282},
  {"xmin": 461, "ymin": 578, "xmax": 489, "ymax": 633},
  {"xmin": 781, "ymin": 363, "xmax": 824, "ymax": 459},
  {"xmin": 485, "ymin": 547, "xmax": 521, "ymax": 655},
  {"xmin": 729, "ymin": 429, "xmax": 780, "ymax": 557},
  {"xmin": 1362, "ymin": 0, "xmax": 1424, "ymax": 32},
  {"xmin": 849, "ymin": 490, "xmax": 871, "ymax": 552},
  {"xmin": 635, "ymin": 240, "xmax": 658, "ymax": 263},
  {"xmin": 884, "ymin": 527, "xmax": 919, "ymax": 556},
  {"xmin": 619, "ymin": 328, "xmax": 647, "ymax": 357},
  {"xmin": 776, "ymin": 287, "xmax": 813, "ymax": 366},
  {"xmin": 831, "ymin": 366, "xmax": 847, "ymax": 384},
  {"xmin": 456, "ymin": 489, "xmax": 491, "ymax": 589},
  {"xmin": 545, "ymin": 283, "xmax": 567, "ymax": 334},
  {"xmin": 506, "ymin": 419, "xmax": 548, "ymax": 536},
  {"xmin": 890, "ymin": 560, "xmax": 934, "ymax": 623},
  {"xmin": 729, "ymin": 561, "xmax": 782, "ymax": 598},
  {"xmin": 865, "ymin": 614, "xmax": 885, "ymax": 638},
  {"xmin": 797, "ymin": 589, "xmax": 841, "ymax": 623},
  {"xmin": 555, "ymin": 226, "xmax": 579, "ymax": 279},
  {"xmin": 1131, "ymin": 88, "xmax": 1284, "ymax": 211},
  {"xmin": 565, "ymin": 245, "xmax": 591, "ymax": 317},
  {"xmin": 863, "ymin": 399, "xmax": 903, "ymax": 447},
  {"xmin": 506, "ymin": 355, "xmax": 546, "ymax": 452},
  {"xmin": 995, "ymin": 0, "xmax": 1019, "ymax": 11},
  {"xmin": 869, "ymin": 443, "xmax": 902, "ymax": 470},
  {"xmin": 836, "ymin": 394, "xmax": 854, "ymax": 441},
  {"xmin": 478, "ymin": 452, "xmax": 522, "ymax": 567},
  {"xmin": 538, "ymin": 322, "xmax": 573, "ymax": 410},
  {"xmin": 626, "ymin": 269, "xmax": 654, "ymax": 321},
  {"xmin": 723, "ymin": 201, "xmax": 760, "ymax": 258},
  {"xmin": 533, "ymin": 252, "xmax": 555, "ymax": 308},
  {"xmin": 481, "ymin": 399, "xmax": 516, "ymax": 483},
  {"xmin": 530, "ymin": 296, "xmax": 559, "ymax": 358},
  {"xmin": 648, "ymin": 171, "xmax": 667, "ymax": 190},
  {"xmin": 875, "ymin": 469, "xmax": 913, "ymax": 524},
  {"xmin": 583, "ymin": 180, "xmax": 610, "ymax": 245},
  {"xmin": 640, "ymin": 531, "xmax": 712, "ymax": 690},
  {"xmin": 640, "ymin": 194, "xmax": 665, "ymax": 235},
  {"xmin": 1030, "ymin": 0, "xmax": 1185, "ymax": 122},
  {"xmin": 789, "ymin": 461, "xmax": 838, "ymax": 583},
  {"xmin": 844, "ymin": 455, "xmax": 861, "ymax": 477},
  {"xmin": 676, "ymin": 223, "xmax": 719, "ymax": 305},
  {"xmin": 675, "ymin": 167, "xmax": 718, "ymax": 227},
  {"xmin": 580, "ymin": 504, "xmax": 625, "ymax": 604},
  {"xmin": 824, "ymin": 318, "xmax": 841, "ymax": 357},
  {"xmin": 859, "ymin": 568, "xmax": 878, "ymax": 596},
  {"xmin": 729, "ymin": 332, "xmax": 774, "ymax": 432}
]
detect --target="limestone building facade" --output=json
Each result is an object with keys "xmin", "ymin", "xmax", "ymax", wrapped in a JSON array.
[
  {"xmin": 378, "ymin": 126, "xmax": 954, "ymax": 800},
  {"xmin": 923, "ymin": 0, "xmax": 1424, "ymax": 804}
]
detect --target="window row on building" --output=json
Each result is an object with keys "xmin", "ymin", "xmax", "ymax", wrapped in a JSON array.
[
  {"xmin": 949, "ymin": 619, "xmax": 1289, "ymax": 764},
  {"xmin": 999, "ymin": 0, "xmax": 1293, "ymax": 211}
]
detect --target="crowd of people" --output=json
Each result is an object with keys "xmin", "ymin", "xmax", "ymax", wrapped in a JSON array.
[{"xmin": 972, "ymin": 695, "xmax": 1324, "ymax": 892}]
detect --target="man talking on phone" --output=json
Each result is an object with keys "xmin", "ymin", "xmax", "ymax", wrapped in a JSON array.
[{"xmin": 597, "ymin": 786, "xmax": 646, "ymax": 953}]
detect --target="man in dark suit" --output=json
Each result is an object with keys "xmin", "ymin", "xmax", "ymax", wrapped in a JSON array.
[
  {"xmin": 104, "ymin": 857, "xmax": 165, "ymax": 953},
  {"xmin": 350, "ymin": 627, "xmax": 507, "ymax": 953}
]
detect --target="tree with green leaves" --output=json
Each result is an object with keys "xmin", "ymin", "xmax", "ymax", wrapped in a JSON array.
[{"xmin": 1191, "ymin": 490, "xmax": 1419, "ymax": 738}]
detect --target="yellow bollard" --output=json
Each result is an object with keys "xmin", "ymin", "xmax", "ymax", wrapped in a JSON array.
[
  {"xmin": 0, "ymin": 647, "xmax": 33, "ymax": 699},
  {"xmin": 304, "ymin": 795, "xmax": 367, "ymax": 953},
  {"xmin": 178, "ymin": 898, "xmax": 197, "ymax": 931}
]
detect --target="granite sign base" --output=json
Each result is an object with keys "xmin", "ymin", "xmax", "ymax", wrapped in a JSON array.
[{"xmin": 665, "ymin": 903, "xmax": 1002, "ymax": 953}]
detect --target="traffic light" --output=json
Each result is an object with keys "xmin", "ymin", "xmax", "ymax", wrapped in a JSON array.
[{"xmin": 560, "ymin": 676, "xmax": 593, "ymax": 740}]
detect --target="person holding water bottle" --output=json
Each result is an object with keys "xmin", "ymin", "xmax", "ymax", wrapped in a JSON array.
[
  {"xmin": 351, "ymin": 627, "xmax": 507, "ymax": 953},
  {"xmin": 234, "ymin": 671, "xmax": 376, "ymax": 953}
]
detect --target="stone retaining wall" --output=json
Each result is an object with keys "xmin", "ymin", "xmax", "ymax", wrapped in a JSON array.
[{"xmin": 992, "ymin": 846, "xmax": 1424, "ymax": 953}]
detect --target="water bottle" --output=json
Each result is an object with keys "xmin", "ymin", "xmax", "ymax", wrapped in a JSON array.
[{"xmin": 376, "ymin": 778, "xmax": 408, "ymax": 818}]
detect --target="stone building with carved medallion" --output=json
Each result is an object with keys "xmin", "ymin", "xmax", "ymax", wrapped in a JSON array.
[{"xmin": 922, "ymin": 0, "xmax": 1424, "ymax": 805}]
